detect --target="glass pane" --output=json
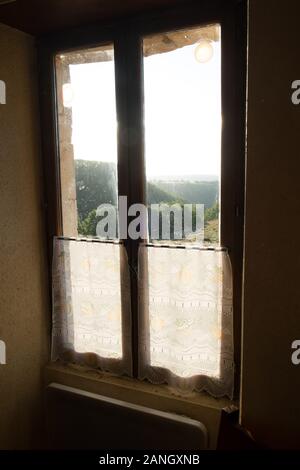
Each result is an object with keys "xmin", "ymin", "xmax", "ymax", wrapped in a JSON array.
[
  {"xmin": 138, "ymin": 245, "xmax": 234, "ymax": 397},
  {"xmin": 53, "ymin": 46, "xmax": 130, "ymax": 370},
  {"xmin": 143, "ymin": 24, "xmax": 221, "ymax": 246},
  {"xmin": 52, "ymin": 239, "xmax": 124, "ymax": 361},
  {"xmin": 55, "ymin": 45, "xmax": 118, "ymax": 239}
]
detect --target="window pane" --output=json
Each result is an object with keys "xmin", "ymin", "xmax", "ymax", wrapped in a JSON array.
[
  {"xmin": 138, "ymin": 245, "xmax": 234, "ymax": 397},
  {"xmin": 139, "ymin": 26, "xmax": 234, "ymax": 398},
  {"xmin": 55, "ymin": 45, "xmax": 118, "ymax": 239},
  {"xmin": 143, "ymin": 25, "xmax": 221, "ymax": 246},
  {"xmin": 52, "ymin": 238, "xmax": 132, "ymax": 371},
  {"xmin": 53, "ymin": 46, "xmax": 132, "ymax": 372}
]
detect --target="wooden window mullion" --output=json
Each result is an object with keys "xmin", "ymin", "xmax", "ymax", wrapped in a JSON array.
[{"xmin": 115, "ymin": 32, "xmax": 145, "ymax": 378}]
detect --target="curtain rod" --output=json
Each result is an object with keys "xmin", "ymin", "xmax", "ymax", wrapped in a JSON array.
[
  {"xmin": 143, "ymin": 243, "xmax": 228, "ymax": 252},
  {"xmin": 55, "ymin": 236, "xmax": 122, "ymax": 245},
  {"xmin": 55, "ymin": 236, "xmax": 228, "ymax": 252}
]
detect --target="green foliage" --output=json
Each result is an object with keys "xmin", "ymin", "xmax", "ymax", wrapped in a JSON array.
[
  {"xmin": 76, "ymin": 160, "xmax": 220, "ymax": 243},
  {"xmin": 76, "ymin": 160, "xmax": 117, "ymax": 221},
  {"xmin": 147, "ymin": 183, "xmax": 185, "ymax": 205},
  {"xmin": 78, "ymin": 209, "xmax": 99, "ymax": 237},
  {"xmin": 204, "ymin": 202, "xmax": 219, "ymax": 223},
  {"xmin": 153, "ymin": 180, "xmax": 219, "ymax": 208},
  {"xmin": 204, "ymin": 219, "xmax": 219, "ymax": 244}
]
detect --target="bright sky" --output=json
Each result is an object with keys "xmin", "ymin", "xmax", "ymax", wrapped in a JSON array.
[{"xmin": 69, "ymin": 39, "xmax": 221, "ymax": 179}]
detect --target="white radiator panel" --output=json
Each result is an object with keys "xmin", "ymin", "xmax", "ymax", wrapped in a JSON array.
[{"xmin": 46, "ymin": 383, "xmax": 208, "ymax": 450}]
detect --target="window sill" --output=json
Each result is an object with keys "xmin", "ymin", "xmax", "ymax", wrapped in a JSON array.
[{"xmin": 44, "ymin": 362, "xmax": 237, "ymax": 449}]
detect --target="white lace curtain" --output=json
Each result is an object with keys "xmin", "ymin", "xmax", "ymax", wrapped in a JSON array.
[
  {"xmin": 52, "ymin": 237, "xmax": 132, "ymax": 376},
  {"xmin": 138, "ymin": 246, "xmax": 234, "ymax": 399},
  {"xmin": 52, "ymin": 238, "xmax": 234, "ymax": 398}
]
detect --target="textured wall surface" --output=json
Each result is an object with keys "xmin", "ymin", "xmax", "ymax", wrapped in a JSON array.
[
  {"xmin": 241, "ymin": 0, "xmax": 300, "ymax": 449},
  {"xmin": 1, "ymin": 0, "xmax": 300, "ymax": 450},
  {"xmin": 0, "ymin": 23, "xmax": 50, "ymax": 449}
]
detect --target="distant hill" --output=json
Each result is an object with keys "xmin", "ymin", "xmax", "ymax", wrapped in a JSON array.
[
  {"xmin": 152, "ymin": 180, "xmax": 219, "ymax": 209},
  {"xmin": 147, "ymin": 183, "xmax": 184, "ymax": 205},
  {"xmin": 75, "ymin": 160, "xmax": 118, "ymax": 220},
  {"xmin": 75, "ymin": 160, "xmax": 219, "ymax": 221},
  {"xmin": 75, "ymin": 160, "xmax": 220, "ymax": 243}
]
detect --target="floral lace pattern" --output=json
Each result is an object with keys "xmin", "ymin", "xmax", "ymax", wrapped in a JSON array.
[
  {"xmin": 138, "ymin": 246, "xmax": 234, "ymax": 399},
  {"xmin": 52, "ymin": 238, "xmax": 234, "ymax": 398},
  {"xmin": 52, "ymin": 238, "xmax": 132, "ymax": 376}
]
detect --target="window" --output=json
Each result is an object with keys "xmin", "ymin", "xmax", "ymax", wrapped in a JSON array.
[
  {"xmin": 55, "ymin": 45, "xmax": 119, "ymax": 239},
  {"xmin": 40, "ymin": 1, "xmax": 245, "ymax": 399},
  {"xmin": 139, "ymin": 26, "xmax": 234, "ymax": 396},
  {"xmin": 143, "ymin": 26, "xmax": 221, "ymax": 245},
  {"xmin": 53, "ymin": 45, "xmax": 132, "ymax": 374}
]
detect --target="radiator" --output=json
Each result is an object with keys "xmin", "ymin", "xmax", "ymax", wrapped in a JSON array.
[{"xmin": 45, "ymin": 383, "xmax": 208, "ymax": 450}]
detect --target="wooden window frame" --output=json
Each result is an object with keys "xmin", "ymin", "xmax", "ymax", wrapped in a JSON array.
[{"xmin": 38, "ymin": 0, "xmax": 247, "ymax": 397}]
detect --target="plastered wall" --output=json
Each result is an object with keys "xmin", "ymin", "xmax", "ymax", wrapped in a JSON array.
[
  {"xmin": 0, "ymin": 23, "xmax": 49, "ymax": 449},
  {"xmin": 241, "ymin": 0, "xmax": 300, "ymax": 449},
  {"xmin": 1, "ymin": 0, "xmax": 300, "ymax": 450}
]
